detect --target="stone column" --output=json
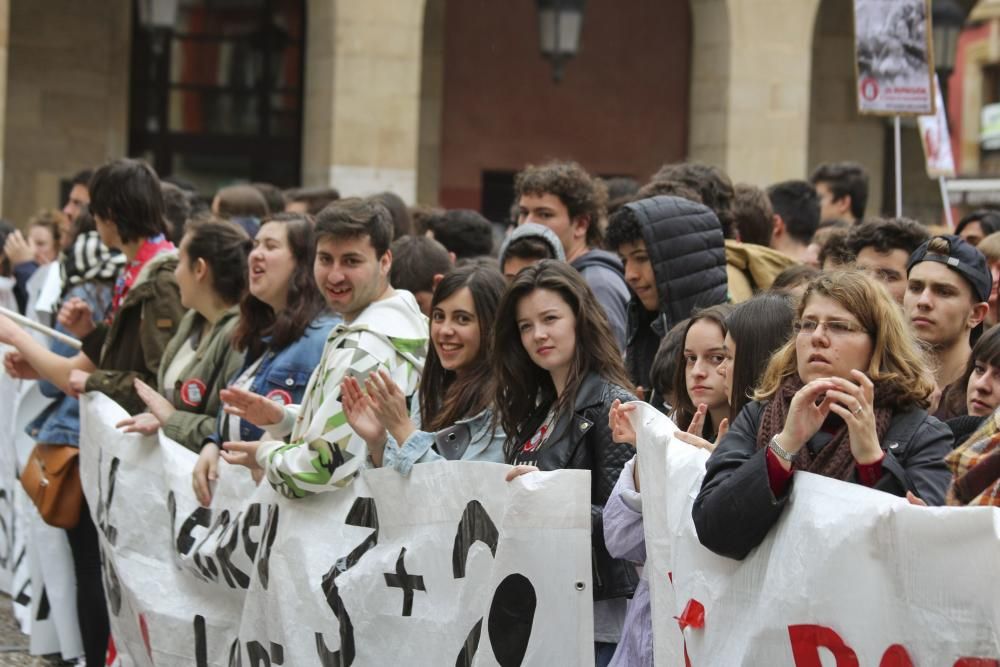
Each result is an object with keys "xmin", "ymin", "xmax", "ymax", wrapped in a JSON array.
[
  {"xmin": 303, "ymin": 0, "xmax": 426, "ymax": 203},
  {"xmin": 688, "ymin": 0, "xmax": 822, "ymax": 185},
  {"xmin": 2, "ymin": 0, "xmax": 130, "ymax": 226}
]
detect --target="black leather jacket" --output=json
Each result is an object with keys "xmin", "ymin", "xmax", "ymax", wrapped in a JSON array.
[{"xmin": 511, "ymin": 372, "xmax": 640, "ymax": 600}]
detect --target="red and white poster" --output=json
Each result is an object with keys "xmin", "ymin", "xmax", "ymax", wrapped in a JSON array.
[
  {"xmin": 919, "ymin": 75, "xmax": 957, "ymax": 178},
  {"xmin": 854, "ymin": 0, "xmax": 935, "ymax": 115}
]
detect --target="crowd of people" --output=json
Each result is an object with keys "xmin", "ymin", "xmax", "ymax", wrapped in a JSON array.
[{"xmin": 0, "ymin": 155, "xmax": 997, "ymax": 667}]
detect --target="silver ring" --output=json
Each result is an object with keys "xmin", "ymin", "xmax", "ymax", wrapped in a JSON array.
[{"xmin": 853, "ymin": 406, "xmax": 863, "ymax": 416}]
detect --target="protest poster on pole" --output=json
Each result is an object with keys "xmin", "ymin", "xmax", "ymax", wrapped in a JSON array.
[
  {"xmin": 631, "ymin": 402, "xmax": 1000, "ymax": 665},
  {"xmin": 78, "ymin": 393, "xmax": 594, "ymax": 666},
  {"xmin": 854, "ymin": 0, "xmax": 935, "ymax": 116},
  {"xmin": 919, "ymin": 75, "xmax": 956, "ymax": 178}
]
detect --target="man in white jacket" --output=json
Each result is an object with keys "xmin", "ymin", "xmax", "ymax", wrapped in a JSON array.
[{"xmin": 222, "ymin": 198, "xmax": 428, "ymax": 496}]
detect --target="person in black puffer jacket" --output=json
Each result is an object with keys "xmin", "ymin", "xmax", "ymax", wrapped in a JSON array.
[
  {"xmin": 606, "ymin": 196, "xmax": 729, "ymax": 408},
  {"xmin": 496, "ymin": 261, "xmax": 638, "ymax": 667}
]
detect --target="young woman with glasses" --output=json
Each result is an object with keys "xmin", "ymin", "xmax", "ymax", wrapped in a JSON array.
[{"xmin": 693, "ymin": 271, "xmax": 954, "ymax": 560}]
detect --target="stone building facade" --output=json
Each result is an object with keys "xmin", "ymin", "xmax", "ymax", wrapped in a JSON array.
[{"xmin": 0, "ymin": 0, "xmax": 942, "ymax": 227}]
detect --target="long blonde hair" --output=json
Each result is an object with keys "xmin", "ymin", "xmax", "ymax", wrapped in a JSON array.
[{"xmin": 755, "ymin": 271, "xmax": 935, "ymax": 409}]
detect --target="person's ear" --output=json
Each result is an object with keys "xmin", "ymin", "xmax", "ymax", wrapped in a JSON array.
[
  {"xmin": 432, "ymin": 273, "xmax": 445, "ymax": 289},
  {"xmin": 380, "ymin": 249, "xmax": 393, "ymax": 276},
  {"xmin": 447, "ymin": 251, "xmax": 456, "ymax": 265},
  {"xmin": 194, "ymin": 257, "xmax": 209, "ymax": 281},
  {"xmin": 970, "ymin": 301, "xmax": 990, "ymax": 329},
  {"xmin": 772, "ymin": 215, "xmax": 785, "ymax": 239},
  {"xmin": 835, "ymin": 194, "xmax": 853, "ymax": 218},
  {"xmin": 572, "ymin": 215, "xmax": 590, "ymax": 240}
]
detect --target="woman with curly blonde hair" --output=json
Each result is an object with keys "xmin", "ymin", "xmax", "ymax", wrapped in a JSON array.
[{"xmin": 693, "ymin": 271, "xmax": 954, "ymax": 560}]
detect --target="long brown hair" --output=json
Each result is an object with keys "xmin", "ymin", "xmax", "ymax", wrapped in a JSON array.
[
  {"xmin": 419, "ymin": 264, "xmax": 506, "ymax": 432},
  {"xmin": 670, "ymin": 303, "xmax": 735, "ymax": 435},
  {"xmin": 493, "ymin": 260, "xmax": 633, "ymax": 460},
  {"xmin": 231, "ymin": 213, "xmax": 328, "ymax": 359},
  {"xmin": 755, "ymin": 271, "xmax": 935, "ymax": 409}
]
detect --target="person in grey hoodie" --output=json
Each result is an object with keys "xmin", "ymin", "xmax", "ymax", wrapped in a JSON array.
[
  {"xmin": 514, "ymin": 161, "xmax": 631, "ymax": 349},
  {"xmin": 497, "ymin": 221, "xmax": 565, "ymax": 280}
]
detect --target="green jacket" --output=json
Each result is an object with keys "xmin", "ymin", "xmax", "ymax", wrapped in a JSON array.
[
  {"xmin": 156, "ymin": 306, "xmax": 244, "ymax": 452},
  {"xmin": 81, "ymin": 251, "xmax": 185, "ymax": 416}
]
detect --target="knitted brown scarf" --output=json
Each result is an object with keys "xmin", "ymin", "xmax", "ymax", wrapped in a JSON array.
[{"xmin": 755, "ymin": 376, "xmax": 894, "ymax": 481}]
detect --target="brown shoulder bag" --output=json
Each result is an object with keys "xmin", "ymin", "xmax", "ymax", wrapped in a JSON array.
[{"xmin": 20, "ymin": 444, "xmax": 82, "ymax": 529}]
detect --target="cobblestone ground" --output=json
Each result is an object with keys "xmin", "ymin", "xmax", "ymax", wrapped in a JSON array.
[{"xmin": 0, "ymin": 594, "xmax": 65, "ymax": 666}]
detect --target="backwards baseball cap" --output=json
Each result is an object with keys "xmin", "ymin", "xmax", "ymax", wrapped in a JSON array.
[{"xmin": 907, "ymin": 234, "xmax": 993, "ymax": 303}]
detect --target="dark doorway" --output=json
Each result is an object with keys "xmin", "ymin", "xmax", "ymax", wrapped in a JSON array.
[{"xmin": 128, "ymin": 0, "xmax": 305, "ymax": 192}]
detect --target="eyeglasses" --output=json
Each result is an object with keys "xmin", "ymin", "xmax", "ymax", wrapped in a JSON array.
[{"xmin": 793, "ymin": 319, "xmax": 869, "ymax": 337}]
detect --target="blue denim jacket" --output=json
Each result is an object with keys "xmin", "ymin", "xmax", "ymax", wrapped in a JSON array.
[
  {"xmin": 205, "ymin": 313, "xmax": 339, "ymax": 447},
  {"xmin": 380, "ymin": 390, "xmax": 507, "ymax": 475},
  {"xmin": 27, "ymin": 281, "xmax": 114, "ymax": 445}
]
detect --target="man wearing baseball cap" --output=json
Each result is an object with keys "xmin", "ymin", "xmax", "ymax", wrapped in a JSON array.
[{"xmin": 905, "ymin": 234, "xmax": 992, "ymax": 419}]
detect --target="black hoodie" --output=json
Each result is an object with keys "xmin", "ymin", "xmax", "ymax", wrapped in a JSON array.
[{"xmin": 623, "ymin": 196, "xmax": 729, "ymax": 398}]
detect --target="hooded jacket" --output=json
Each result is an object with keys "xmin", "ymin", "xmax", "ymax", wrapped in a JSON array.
[
  {"xmin": 572, "ymin": 249, "xmax": 630, "ymax": 349},
  {"xmin": 724, "ymin": 239, "xmax": 798, "ymax": 303},
  {"xmin": 257, "ymin": 290, "xmax": 428, "ymax": 497},
  {"xmin": 497, "ymin": 222, "xmax": 566, "ymax": 266},
  {"xmin": 623, "ymin": 196, "xmax": 728, "ymax": 394}
]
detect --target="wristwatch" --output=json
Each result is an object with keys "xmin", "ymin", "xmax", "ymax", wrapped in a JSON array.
[{"xmin": 768, "ymin": 434, "xmax": 798, "ymax": 463}]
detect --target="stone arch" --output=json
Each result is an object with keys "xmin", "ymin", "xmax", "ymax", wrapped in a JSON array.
[{"xmin": 808, "ymin": 0, "xmax": 887, "ymax": 216}]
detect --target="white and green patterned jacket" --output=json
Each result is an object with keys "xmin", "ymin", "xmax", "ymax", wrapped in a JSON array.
[{"xmin": 255, "ymin": 290, "xmax": 428, "ymax": 497}]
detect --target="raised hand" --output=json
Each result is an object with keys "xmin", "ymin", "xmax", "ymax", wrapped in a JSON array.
[
  {"xmin": 115, "ymin": 412, "xmax": 161, "ymax": 435},
  {"xmin": 220, "ymin": 440, "xmax": 263, "ymax": 474},
  {"xmin": 825, "ymin": 370, "xmax": 881, "ymax": 464},
  {"xmin": 608, "ymin": 399, "xmax": 637, "ymax": 447},
  {"xmin": 674, "ymin": 417, "xmax": 728, "ymax": 453},
  {"xmin": 3, "ymin": 350, "xmax": 39, "ymax": 379},
  {"xmin": 364, "ymin": 369, "xmax": 415, "ymax": 445},
  {"xmin": 220, "ymin": 386, "xmax": 284, "ymax": 428},
  {"xmin": 57, "ymin": 297, "xmax": 96, "ymax": 339},
  {"xmin": 134, "ymin": 378, "xmax": 175, "ymax": 426},
  {"xmin": 340, "ymin": 377, "xmax": 388, "ymax": 453},
  {"xmin": 4, "ymin": 231, "xmax": 32, "ymax": 266}
]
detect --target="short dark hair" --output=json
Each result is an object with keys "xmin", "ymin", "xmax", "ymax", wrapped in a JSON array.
[
  {"xmin": 314, "ymin": 197, "xmax": 394, "ymax": 258},
  {"xmin": 810, "ymin": 162, "xmax": 869, "ymax": 220},
  {"xmin": 250, "ymin": 182, "xmax": 286, "ymax": 215},
  {"xmin": 818, "ymin": 229, "xmax": 855, "ymax": 268},
  {"xmin": 605, "ymin": 206, "xmax": 644, "ymax": 252},
  {"xmin": 514, "ymin": 161, "xmax": 608, "ymax": 247},
  {"xmin": 502, "ymin": 237, "xmax": 558, "ymax": 265},
  {"xmin": 846, "ymin": 217, "xmax": 930, "ymax": 257},
  {"xmin": 956, "ymin": 209, "xmax": 1000, "ymax": 239},
  {"xmin": 603, "ymin": 176, "xmax": 640, "ymax": 216},
  {"xmin": 371, "ymin": 192, "xmax": 413, "ymax": 240},
  {"xmin": 651, "ymin": 163, "xmax": 735, "ymax": 239},
  {"xmin": 215, "ymin": 185, "xmax": 269, "ymax": 220},
  {"xmin": 286, "ymin": 186, "xmax": 341, "ymax": 215},
  {"xmin": 389, "ymin": 235, "xmax": 452, "ymax": 293},
  {"xmin": 182, "ymin": 218, "xmax": 252, "ymax": 305},
  {"xmin": 767, "ymin": 180, "xmax": 820, "ymax": 245},
  {"xmin": 634, "ymin": 179, "xmax": 703, "ymax": 204},
  {"xmin": 88, "ymin": 159, "xmax": 167, "ymax": 243},
  {"xmin": 161, "ymin": 182, "xmax": 192, "ymax": 245},
  {"xmin": 770, "ymin": 264, "xmax": 820, "ymax": 293},
  {"xmin": 733, "ymin": 183, "xmax": 774, "ymax": 246},
  {"xmin": 70, "ymin": 169, "xmax": 93, "ymax": 188},
  {"xmin": 425, "ymin": 209, "xmax": 494, "ymax": 259}
]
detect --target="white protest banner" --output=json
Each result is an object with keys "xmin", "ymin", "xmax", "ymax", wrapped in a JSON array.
[
  {"xmin": 631, "ymin": 402, "xmax": 1000, "ymax": 666},
  {"xmin": 0, "ymin": 365, "xmax": 82, "ymax": 659},
  {"xmin": 854, "ymin": 0, "xmax": 935, "ymax": 115},
  {"xmin": 919, "ymin": 75, "xmax": 957, "ymax": 178},
  {"xmin": 79, "ymin": 392, "xmax": 594, "ymax": 666}
]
